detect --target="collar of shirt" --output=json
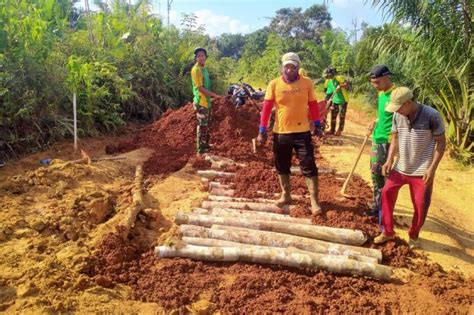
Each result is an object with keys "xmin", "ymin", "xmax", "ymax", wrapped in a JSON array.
[
  {"xmin": 408, "ymin": 103, "xmax": 423, "ymax": 128},
  {"xmin": 281, "ymin": 75, "xmax": 301, "ymax": 84}
]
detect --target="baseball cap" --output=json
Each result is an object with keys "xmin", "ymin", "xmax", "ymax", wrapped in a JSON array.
[
  {"xmin": 369, "ymin": 65, "xmax": 392, "ymax": 79},
  {"xmin": 386, "ymin": 87, "xmax": 413, "ymax": 112},
  {"xmin": 281, "ymin": 52, "xmax": 300, "ymax": 67},
  {"xmin": 194, "ymin": 47, "xmax": 207, "ymax": 56}
]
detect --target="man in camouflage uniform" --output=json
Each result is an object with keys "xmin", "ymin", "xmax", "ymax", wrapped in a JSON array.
[{"xmin": 191, "ymin": 47, "xmax": 221, "ymax": 154}]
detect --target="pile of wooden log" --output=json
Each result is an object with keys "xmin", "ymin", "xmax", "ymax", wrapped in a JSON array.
[{"xmin": 155, "ymin": 156, "xmax": 391, "ymax": 281}]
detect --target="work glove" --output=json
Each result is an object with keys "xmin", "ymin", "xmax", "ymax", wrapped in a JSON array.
[
  {"xmin": 257, "ymin": 126, "xmax": 267, "ymax": 145},
  {"xmin": 312, "ymin": 121, "xmax": 323, "ymax": 137}
]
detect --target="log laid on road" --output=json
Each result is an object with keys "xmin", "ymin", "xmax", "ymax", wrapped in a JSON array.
[
  {"xmin": 207, "ymin": 195, "xmax": 276, "ymax": 203},
  {"xmin": 179, "ymin": 224, "xmax": 381, "ymax": 262},
  {"xmin": 175, "ymin": 212, "xmax": 367, "ymax": 245},
  {"xmin": 192, "ymin": 207, "xmax": 312, "ymax": 225},
  {"xmin": 197, "ymin": 170, "xmax": 235, "ymax": 179},
  {"xmin": 155, "ymin": 243, "xmax": 391, "ymax": 281},
  {"xmin": 208, "ymin": 181, "xmax": 232, "ymax": 189},
  {"xmin": 120, "ymin": 165, "xmax": 143, "ymax": 239},
  {"xmin": 256, "ymin": 191, "xmax": 307, "ymax": 200},
  {"xmin": 210, "ymin": 188, "xmax": 235, "ymax": 197},
  {"xmin": 201, "ymin": 200, "xmax": 290, "ymax": 213}
]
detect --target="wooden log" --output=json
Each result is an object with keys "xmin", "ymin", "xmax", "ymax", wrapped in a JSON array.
[
  {"xmin": 201, "ymin": 200, "xmax": 290, "ymax": 213},
  {"xmin": 120, "ymin": 165, "xmax": 143, "ymax": 239},
  {"xmin": 256, "ymin": 191, "xmax": 307, "ymax": 200},
  {"xmin": 155, "ymin": 244, "xmax": 391, "ymax": 280},
  {"xmin": 175, "ymin": 212, "xmax": 367, "ymax": 245},
  {"xmin": 181, "ymin": 236, "xmax": 377, "ymax": 264},
  {"xmin": 209, "ymin": 181, "xmax": 231, "ymax": 189},
  {"xmin": 204, "ymin": 155, "xmax": 246, "ymax": 168},
  {"xmin": 210, "ymin": 188, "xmax": 235, "ymax": 197},
  {"xmin": 207, "ymin": 195, "xmax": 276, "ymax": 203},
  {"xmin": 179, "ymin": 224, "xmax": 381, "ymax": 262},
  {"xmin": 192, "ymin": 207, "xmax": 312, "ymax": 225},
  {"xmin": 197, "ymin": 170, "xmax": 235, "ymax": 179}
]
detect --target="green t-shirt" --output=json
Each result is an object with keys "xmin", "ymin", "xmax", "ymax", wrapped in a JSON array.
[
  {"xmin": 373, "ymin": 86, "xmax": 396, "ymax": 144},
  {"xmin": 191, "ymin": 64, "xmax": 211, "ymax": 108},
  {"xmin": 326, "ymin": 78, "xmax": 346, "ymax": 105}
]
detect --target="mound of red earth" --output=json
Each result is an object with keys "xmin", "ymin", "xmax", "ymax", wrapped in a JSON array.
[{"xmin": 107, "ymin": 99, "xmax": 264, "ymax": 176}]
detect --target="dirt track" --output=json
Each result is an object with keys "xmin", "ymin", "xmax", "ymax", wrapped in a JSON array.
[{"xmin": 0, "ymin": 100, "xmax": 472, "ymax": 313}]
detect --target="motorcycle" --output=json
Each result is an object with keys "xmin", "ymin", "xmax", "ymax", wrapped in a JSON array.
[{"xmin": 227, "ymin": 78, "xmax": 265, "ymax": 108}]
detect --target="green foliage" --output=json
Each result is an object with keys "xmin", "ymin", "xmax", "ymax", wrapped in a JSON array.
[
  {"xmin": 270, "ymin": 4, "xmax": 332, "ymax": 42},
  {"xmin": 356, "ymin": 0, "xmax": 473, "ymax": 163}
]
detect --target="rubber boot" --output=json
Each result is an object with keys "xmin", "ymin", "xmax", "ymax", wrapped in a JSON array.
[
  {"xmin": 305, "ymin": 176, "xmax": 322, "ymax": 215},
  {"xmin": 275, "ymin": 174, "xmax": 292, "ymax": 207}
]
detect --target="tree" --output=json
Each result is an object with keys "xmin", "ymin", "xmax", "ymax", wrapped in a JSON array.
[
  {"xmin": 270, "ymin": 4, "xmax": 332, "ymax": 42},
  {"xmin": 215, "ymin": 33, "xmax": 246, "ymax": 59},
  {"xmin": 358, "ymin": 0, "xmax": 473, "ymax": 162}
]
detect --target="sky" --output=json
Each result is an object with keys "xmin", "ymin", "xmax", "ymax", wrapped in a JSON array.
[{"xmin": 151, "ymin": 0, "xmax": 389, "ymax": 38}]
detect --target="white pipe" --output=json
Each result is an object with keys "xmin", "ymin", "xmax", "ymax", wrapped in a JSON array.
[{"xmin": 73, "ymin": 92, "xmax": 78, "ymax": 152}]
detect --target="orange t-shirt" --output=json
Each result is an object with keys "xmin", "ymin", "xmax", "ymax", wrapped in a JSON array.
[{"xmin": 265, "ymin": 76, "xmax": 316, "ymax": 134}]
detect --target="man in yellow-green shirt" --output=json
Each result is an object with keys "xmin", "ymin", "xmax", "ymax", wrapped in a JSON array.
[
  {"xmin": 324, "ymin": 67, "xmax": 349, "ymax": 136},
  {"xmin": 191, "ymin": 47, "xmax": 221, "ymax": 154},
  {"xmin": 257, "ymin": 52, "xmax": 323, "ymax": 215}
]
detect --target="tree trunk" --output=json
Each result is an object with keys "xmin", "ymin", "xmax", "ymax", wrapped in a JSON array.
[
  {"xmin": 201, "ymin": 200, "xmax": 290, "ymax": 213},
  {"xmin": 197, "ymin": 170, "xmax": 235, "ymax": 179},
  {"xmin": 155, "ymin": 244, "xmax": 391, "ymax": 280},
  {"xmin": 207, "ymin": 195, "xmax": 276, "ymax": 203},
  {"xmin": 192, "ymin": 207, "xmax": 312, "ymax": 225},
  {"xmin": 181, "ymin": 236, "xmax": 377, "ymax": 264},
  {"xmin": 210, "ymin": 188, "xmax": 235, "ymax": 197},
  {"xmin": 208, "ymin": 181, "xmax": 232, "ymax": 189},
  {"xmin": 179, "ymin": 224, "xmax": 381, "ymax": 262},
  {"xmin": 120, "ymin": 165, "xmax": 143, "ymax": 238},
  {"xmin": 175, "ymin": 212, "xmax": 368, "ymax": 245}
]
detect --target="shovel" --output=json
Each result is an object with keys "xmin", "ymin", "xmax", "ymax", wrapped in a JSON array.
[{"xmin": 340, "ymin": 129, "xmax": 372, "ymax": 198}]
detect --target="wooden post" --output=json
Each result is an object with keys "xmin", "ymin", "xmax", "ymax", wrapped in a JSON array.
[
  {"xmin": 120, "ymin": 165, "xmax": 144, "ymax": 238},
  {"xmin": 175, "ymin": 212, "xmax": 368, "ymax": 245},
  {"xmin": 155, "ymin": 244, "xmax": 391, "ymax": 280},
  {"xmin": 181, "ymin": 236, "xmax": 377, "ymax": 264},
  {"xmin": 201, "ymin": 200, "xmax": 290, "ymax": 213},
  {"xmin": 197, "ymin": 170, "xmax": 235, "ymax": 179},
  {"xmin": 179, "ymin": 224, "xmax": 382, "ymax": 262},
  {"xmin": 73, "ymin": 92, "xmax": 78, "ymax": 152},
  {"xmin": 192, "ymin": 207, "xmax": 313, "ymax": 225}
]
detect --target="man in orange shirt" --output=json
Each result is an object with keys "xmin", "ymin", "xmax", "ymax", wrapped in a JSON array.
[{"xmin": 257, "ymin": 52, "xmax": 323, "ymax": 214}]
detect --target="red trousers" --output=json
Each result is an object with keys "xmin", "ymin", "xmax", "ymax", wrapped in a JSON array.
[{"xmin": 381, "ymin": 170, "xmax": 433, "ymax": 239}]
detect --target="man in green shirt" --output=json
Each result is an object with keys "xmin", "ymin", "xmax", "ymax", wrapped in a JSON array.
[
  {"xmin": 324, "ymin": 67, "xmax": 349, "ymax": 136},
  {"xmin": 191, "ymin": 47, "xmax": 221, "ymax": 154},
  {"xmin": 365, "ymin": 65, "xmax": 395, "ymax": 218}
]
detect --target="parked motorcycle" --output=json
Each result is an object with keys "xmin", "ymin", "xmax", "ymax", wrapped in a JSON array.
[{"xmin": 227, "ymin": 78, "xmax": 265, "ymax": 108}]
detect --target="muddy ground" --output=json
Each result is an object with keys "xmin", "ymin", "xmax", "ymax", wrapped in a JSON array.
[{"xmin": 0, "ymin": 99, "xmax": 472, "ymax": 314}]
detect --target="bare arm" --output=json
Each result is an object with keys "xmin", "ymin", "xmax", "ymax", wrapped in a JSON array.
[
  {"xmin": 423, "ymin": 134, "xmax": 446, "ymax": 186},
  {"xmin": 197, "ymin": 86, "xmax": 221, "ymax": 99},
  {"xmin": 382, "ymin": 132, "xmax": 398, "ymax": 176},
  {"xmin": 430, "ymin": 134, "xmax": 446, "ymax": 170}
]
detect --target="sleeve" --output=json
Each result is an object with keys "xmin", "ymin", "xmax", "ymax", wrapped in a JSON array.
[
  {"xmin": 191, "ymin": 66, "xmax": 203, "ymax": 87},
  {"xmin": 308, "ymin": 80, "xmax": 316, "ymax": 102},
  {"xmin": 430, "ymin": 110, "xmax": 445, "ymax": 136},
  {"xmin": 308, "ymin": 101, "xmax": 320, "ymax": 121},
  {"xmin": 260, "ymin": 81, "xmax": 276, "ymax": 130},
  {"xmin": 391, "ymin": 114, "xmax": 398, "ymax": 133},
  {"xmin": 264, "ymin": 80, "xmax": 275, "ymax": 101},
  {"xmin": 336, "ymin": 75, "xmax": 345, "ymax": 84},
  {"xmin": 259, "ymin": 100, "xmax": 274, "ymax": 129}
]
